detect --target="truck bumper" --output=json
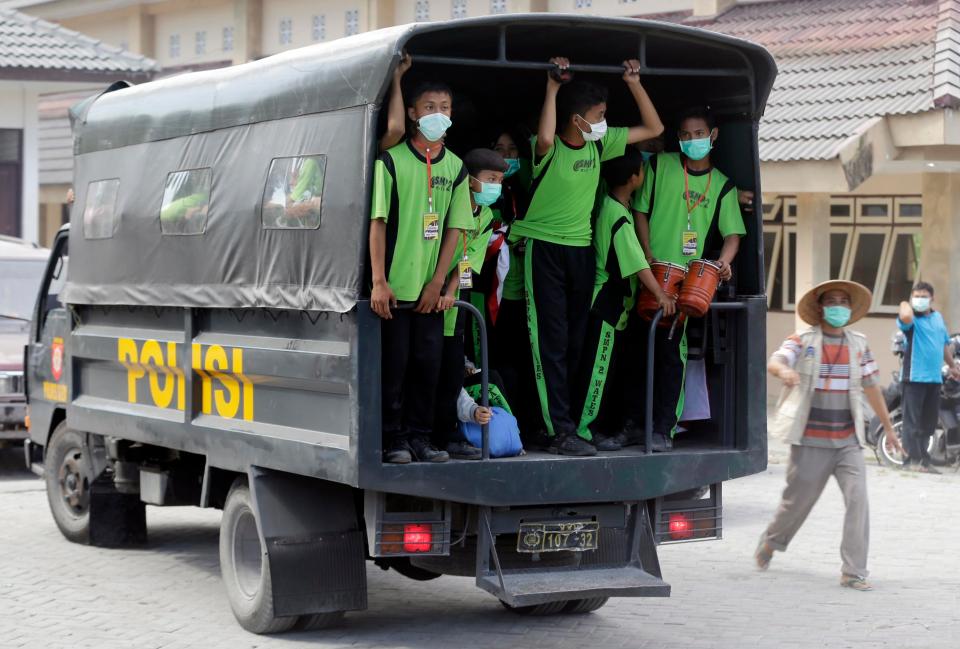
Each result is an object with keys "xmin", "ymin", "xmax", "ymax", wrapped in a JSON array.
[{"xmin": 0, "ymin": 401, "xmax": 28, "ymax": 440}]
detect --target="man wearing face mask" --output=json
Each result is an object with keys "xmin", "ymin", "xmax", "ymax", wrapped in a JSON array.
[
  {"xmin": 432, "ymin": 149, "xmax": 509, "ymax": 460},
  {"xmin": 759, "ymin": 280, "xmax": 899, "ymax": 591},
  {"xmin": 897, "ymin": 282, "xmax": 960, "ymax": 473},
  {"xmin": 630, "ymin": 106, "xmax": 746, "ymax": 450},
  {"xmin": 509, "ymin": 56, "xmax": 664, "ymax": 456},
  {"xmin": 370, "ymin": 80, "xmax": 474, "ymax": 464}
]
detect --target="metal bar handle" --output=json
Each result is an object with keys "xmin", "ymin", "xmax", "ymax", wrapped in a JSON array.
[
  {"xmin": 645, "ymin": 308, "xmax": 663, "ymax": 455},
  {"xmin": 453, "ymin": 299, "xmax": 490, "ymax": 460}
]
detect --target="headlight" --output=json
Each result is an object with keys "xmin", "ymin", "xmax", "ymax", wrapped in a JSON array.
[{"xmin": 0, "ymin": 371, "xmax": 25, "ymax": 396}]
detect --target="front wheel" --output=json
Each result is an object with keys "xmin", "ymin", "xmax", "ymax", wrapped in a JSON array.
[
  {"xmin": 875, "ymin": 414, "xmax": 942, "ymax": 468},
  {"xmin": 219, "ymin": 478, "xmax": 297, "ymax": 634},
  {"xmin": 45, "ymin": 422, "xmax": 93, "ymax": 543}
]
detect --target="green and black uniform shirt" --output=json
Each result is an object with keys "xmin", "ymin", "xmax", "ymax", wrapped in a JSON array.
[
  {"xmin": 509, "ymin": 127, "xmax": 629, "ymax": 247},
  {"xmin": 592, "ymin": 195, "xmax": 650, "ymax": 331},
  {"xmin": 371, "ymin": 141, "xmax": 474, "ymax": 302},
  {"xmin": 443, "ymin": 204, "xmax": 496, "ymax": 336},
  {"xmin": 632, "ymin": 152, "xmax": 745, "ymax": 265}
]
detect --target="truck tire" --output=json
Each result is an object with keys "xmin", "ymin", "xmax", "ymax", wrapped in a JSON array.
[
  {"xmin": 219, "ymin": 478, "xmax": 297, "ymax": 634},
  {"xmin": 44, "ymin": 422, "xmax": 92, "ymax": 544},
  {"xmin": 500, "ymin": 600, "xmax": 568, "ymax": 616},
  {"xmin": 562, "ymin": 597, "xmax": 609, "ymax": 614}
]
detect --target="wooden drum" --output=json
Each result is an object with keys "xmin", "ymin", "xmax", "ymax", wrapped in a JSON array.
[
  {"xmin": 638, "ymin": 261, "xmax": 686, "ymax": 324},
  {"xmin": 677, "ymin": 259, "xmax": 722, "ymax": 318}
]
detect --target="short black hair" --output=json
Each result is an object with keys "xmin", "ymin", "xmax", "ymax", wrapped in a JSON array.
[
  {"xmin": 602, "ymin": 148, "xmax": 644, "ymax": 189},
  {"xmin": 678, "ymin": 106, "xmax": 715, "ymax": 131},
  {"xmin": 557, "ymin": 80, "xmax": 608, "ymax": 128},
  {"xmin": 463, "ymin": 148, "xmax": 508, "ymax": 176},
  {"xmin": 913, "ymin": 281, "xmax": 935, "ymax": 296},
  {"xmin": 406, "ymin": 81, "xmax": 453, "ymax": 108}
]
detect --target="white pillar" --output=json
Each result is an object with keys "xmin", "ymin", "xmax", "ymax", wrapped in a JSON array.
[
  {"xmin": 920, "ymin": 173, "xmax": 960, "ymax": 331},
  {"xmin": 20, "ymin": 87, "xmax": 39, "ymax": 245},
  {"xmin": 794, "ymin": 193, "xmax": 831, "ymax": 330}
]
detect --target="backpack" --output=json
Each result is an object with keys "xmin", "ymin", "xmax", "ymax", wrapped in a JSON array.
[{"xmin": 459, "ymin": 407, "xmax": 523, "ymax": 458}]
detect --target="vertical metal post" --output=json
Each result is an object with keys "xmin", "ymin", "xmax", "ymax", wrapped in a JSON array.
[
  {"xmin": 645, "ymin": 309, "xmax": 663, "ymax": 455},
  {"xmin": 454, "ymin": 300, "xmax": 490, "ymax": 459},
  {"xmin": 497, "ymin": 25, "xmax": 507, "ymax": 62}
]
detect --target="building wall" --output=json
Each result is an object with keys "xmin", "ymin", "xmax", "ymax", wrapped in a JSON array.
[
  {"xmin": 545, "ymin": 0, "xmax": 694, "ymax": 17},
  {"xmin": 154, "ymin": 3, "xmax": 234, "ymax": 67},
  {"xmin": 57, "ymin": 12, "xmax": 129, "ymax": 49}
]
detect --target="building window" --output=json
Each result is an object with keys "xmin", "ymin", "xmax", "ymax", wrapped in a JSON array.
[
  {"xmin": 195, "ymin": 30, "xmax": 206, "ymax": 55},
  {"xmin": 169, "ymin": 34, "xmax": 180, "ymax": 58},
  {"xmin": 575, "ymin": 0, "xmax": 593, "ymax": 8},
  {"xmin": 345, "ymin": 9, "xmax": 360, "ymax": 35},
  {"xmin": 82, "ymin": 179, "xmax": 121, "ymax": 240},
  {"xmin": 490, "ymin": 0, "xmax": 507, "ymax": 14},
  {"xmin": 261, "ymin": 156, "xmax": 327, "ymax": 230},
  {"xmin": 223, "ymin": 26, "xmax": 234, "ymax": 52},
  {"xmin": 279, "ymin": 18, "xmax": 293, "ymax": 45},
  {"xmin": 452, "ymin": 0, "xmax": 468, "ymax": 18},
  {"xmin": 880, "ymin": 230, "xmax": 921, "ymax": 306},
  {"xmin": 415, "ymin": 0, "xmax": 430, "ymax": 21},
  {"xmin": 312, "ymin": 15, "xmax": 326, "ymax": 41},
  {"xmin": 160, "ymin": 169, "xmax": 212, "ymax": 236}
]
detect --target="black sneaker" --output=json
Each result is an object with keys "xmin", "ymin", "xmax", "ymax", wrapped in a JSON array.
[
  {"xmin": 620, "ymin": 420, "xmax": 644, "ymax": 447},
  {"xmin": 384, "ymin": 439, "xmax": 413, "ymax": 464},
  {"xmin": 593, "ymin": 434, "xmax": 623, "ymax": 452},
  {"xmin": 548, "ymin": 435, "xmax": 597, "ymax": 457},
  {"xmin": 526, "ymin": 430, "xmax": 554, "ymax": 452},
  {"xmin": 409, "ymin": 436, "xmax": 450, "ymax": 463},
  {"xmin": 447, "ymin": 440, "xmax": 482, "ymax": 460},
  {"xmin": 651, "ymin": 432, "xmax": 673, "ymax": 452}
]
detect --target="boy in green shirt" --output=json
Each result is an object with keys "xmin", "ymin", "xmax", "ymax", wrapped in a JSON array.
[
  {"xmin": 574, "ymin": 149, "xmax": 675, "ymax": 450},
  {"xmin": 631, "ymin": 106, "xmax": 746, "ymax": 450},
  {"xmin": 510, "ymin": 56, "xmax": 664, "ymax": 456},
  {"xmin": 369, "ymin": 80, "xmax": 474, "ymax": 464},
  {"xmin": 433, "ymin": 148, "xmax": 508, "ymax": 460}
]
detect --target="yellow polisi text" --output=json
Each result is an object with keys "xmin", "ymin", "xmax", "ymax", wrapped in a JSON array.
[{"xmin": 117, "ymin": 339, "xmax": 254, "ymax": 421}]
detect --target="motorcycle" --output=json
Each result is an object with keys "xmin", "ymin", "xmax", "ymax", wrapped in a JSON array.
[{"xmin": 867, "ymin": 332, "xmax": 960, "ymax": 469}]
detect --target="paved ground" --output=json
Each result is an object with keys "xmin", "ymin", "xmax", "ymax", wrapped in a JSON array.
[{"xmin": 1, "ymin": 441, "xmax": 958, "ymax": 649}]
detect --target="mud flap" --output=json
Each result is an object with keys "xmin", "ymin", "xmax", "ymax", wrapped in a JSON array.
[
  {"xmin": 88, "ymin": 473, "xmax": 147, "ymax": 547},
  {"xmin": 247, "ymin": 466, "xmax": 367, "ymax": 617},
  {"xmin": 475, "ymin": 503, "xmax": 670, "ymax": 607}
]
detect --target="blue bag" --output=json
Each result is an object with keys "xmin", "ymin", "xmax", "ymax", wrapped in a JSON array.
[{"xmin": 459, "ymin": 406, "xmax": 523, "ymax": 458}]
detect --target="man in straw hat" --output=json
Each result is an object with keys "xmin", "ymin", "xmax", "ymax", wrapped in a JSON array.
[{"xmin": 756, "ymin": 280, "xmax": 901, "ymax": 591}]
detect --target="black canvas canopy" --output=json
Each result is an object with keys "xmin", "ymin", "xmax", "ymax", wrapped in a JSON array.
[{"xmin": 63, "ymin": 15, "xmax": 776, "ymax": 313}]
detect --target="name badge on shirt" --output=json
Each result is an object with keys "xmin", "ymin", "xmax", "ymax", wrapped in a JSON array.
[
  {"xmin": 681, "ymin": 230, "xmax": 698, "ymax": 257},
  {"xmin": 423, "ymin": 212, "xmax": 440, "ymax": 240},
  {"xmin": 458, "ymin": 259, "xmax": 473, "ymax": 289}
]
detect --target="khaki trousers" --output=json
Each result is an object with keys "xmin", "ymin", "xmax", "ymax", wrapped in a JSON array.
[{"xmin": 763, "ymin": 443, "xmax": 869, "ymax": 578}]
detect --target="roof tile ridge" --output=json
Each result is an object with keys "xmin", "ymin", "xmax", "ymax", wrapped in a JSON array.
[{"xmin": 933, "ymin": 0, "xmax": 960, "ymax": 107}]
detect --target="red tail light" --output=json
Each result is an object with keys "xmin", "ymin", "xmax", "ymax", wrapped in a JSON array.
[
  {"xmin": 668, "ymin": 513, "xmax": 693, "ymax": 541},
  {"xmin": 403, "ymin": 524, "xmax": 433, "ymax": 552}
]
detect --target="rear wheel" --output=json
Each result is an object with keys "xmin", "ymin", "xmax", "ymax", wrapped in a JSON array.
[
  {"xmin": 219, "ymin": 478, "xmax": 297, "ymax": 634},
  {"xmin": 45, "ymin": 423, "xmax": 92, "ymax": 543},
  {"xmin": 500, "ymin": 600, "xmax": 569, "ymax": 616},
  {"xmin": 563, "ymin": 597, "xmax": 609, "ymax": 614},
  {"xmin": 875, "ymin": 415, "xmax": 941, "ymax": 468}
]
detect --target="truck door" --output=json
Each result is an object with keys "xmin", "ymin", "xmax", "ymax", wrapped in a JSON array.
[{"xmin": 27, "ymin": 229, "xmax": 70, "ymax": 445}]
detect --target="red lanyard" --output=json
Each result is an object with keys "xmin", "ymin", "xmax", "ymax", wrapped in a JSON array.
[
  {"xmin": 683, "ymin": 158, "xmax": 712, "ymax": 218},
  {"xmin": 425, "ymin": 147, "xmax": 434, "ymax": 213}
]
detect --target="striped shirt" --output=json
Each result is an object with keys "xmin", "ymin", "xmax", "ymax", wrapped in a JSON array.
[{"xmin": 773, "ymin": 333, "xmax": 879, "ymax": 447}]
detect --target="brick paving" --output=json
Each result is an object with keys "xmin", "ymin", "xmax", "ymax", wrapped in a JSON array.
[{"xmin": 1, "ymin": 442, "xmax": 958, "ymax": 649}]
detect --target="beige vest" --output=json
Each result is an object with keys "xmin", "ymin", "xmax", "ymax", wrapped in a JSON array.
[{"xmin": 769, "ymin": 325, "xmax": 870, "ymax": 446}]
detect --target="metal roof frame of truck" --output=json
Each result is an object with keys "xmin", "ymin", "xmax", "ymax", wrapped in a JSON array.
[{"xmin": 45, "ymin": 15, "xmax": 777, "ymax": 509}]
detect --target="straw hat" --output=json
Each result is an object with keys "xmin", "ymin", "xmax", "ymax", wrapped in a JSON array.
[{"xmin": 797, "ymin": 280, "xmax": 872, "ymax": 326}]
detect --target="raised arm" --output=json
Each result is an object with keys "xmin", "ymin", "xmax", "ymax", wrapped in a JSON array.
[
  {"xmin": 622, "ymin": 59, "xmax": 664, "ymax": 145},
  {"xmin": 898, "ymin": 300, "xmax": 914, "ymax": 326},
  {"xmin": 380, "ymin": 53, "xmax": 412, "ymax": 153},
  {"xmin": 536, "ymin": 56, "xmax": 567, "ymax": 158}
]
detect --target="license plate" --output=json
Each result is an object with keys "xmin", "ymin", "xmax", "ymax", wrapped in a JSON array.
[{"xmin": 516, "ymin": 520, "xmax": 599, "ymax": 553}]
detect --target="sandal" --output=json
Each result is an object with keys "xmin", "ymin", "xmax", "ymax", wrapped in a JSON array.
[
  {"xmin": 840, "ymin": 575, "xmax": 873, "ymax": 591},
  {"xmin": 754, "ymin": 537, "xmax": 773, "ymax": 571}
]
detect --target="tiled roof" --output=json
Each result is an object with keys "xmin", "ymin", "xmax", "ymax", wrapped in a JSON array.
[
  {"xmin": 653, "ymin": 0, "xmax": 948, "ymax": 162},
  {"xmin": 0, "ymin": 7, "xmax": 157, "ymax": 80}
]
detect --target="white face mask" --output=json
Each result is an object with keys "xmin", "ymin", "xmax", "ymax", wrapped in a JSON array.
[
  {"xmin": 911, "ymin": 296, "xmax": 931, "ymax": 312},
  {"xmin": 577, "ymin": 116, "xmax": 607, "ymax": 142}
]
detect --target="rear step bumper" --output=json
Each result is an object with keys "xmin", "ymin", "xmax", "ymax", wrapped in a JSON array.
[
  {"xmin": 475, "ymin": 502, "xmax": 669, "ymax": 606},
  {"xmin": 478, "ymin": 565, "xmax": 669, "ymax": 607}
]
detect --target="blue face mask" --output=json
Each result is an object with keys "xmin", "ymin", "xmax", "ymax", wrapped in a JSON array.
[
  {"xmin": 911, "ymin": 296, "xmax": 931, "ymax": 313},
  {"xmin": 417, "ymin": 112, "xmax": 452, "ymax": 142},
  {"xmin": 823, "ymin": 305, "xmax": 851, "ymax": 328},
  {"xmin": 640, "ymin": 151, "xmax": 654, "ymax": 162},
  {"xmin": 679, "ymin": 136, "xmax": 713, "ymax": 161},
  {"xmin": 503, "ymin": 158, "xmax": 521, "ymax": 177},
  {"xmin": 472, "ymin": 180, "xmax": 502, "ymax": 206}
]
